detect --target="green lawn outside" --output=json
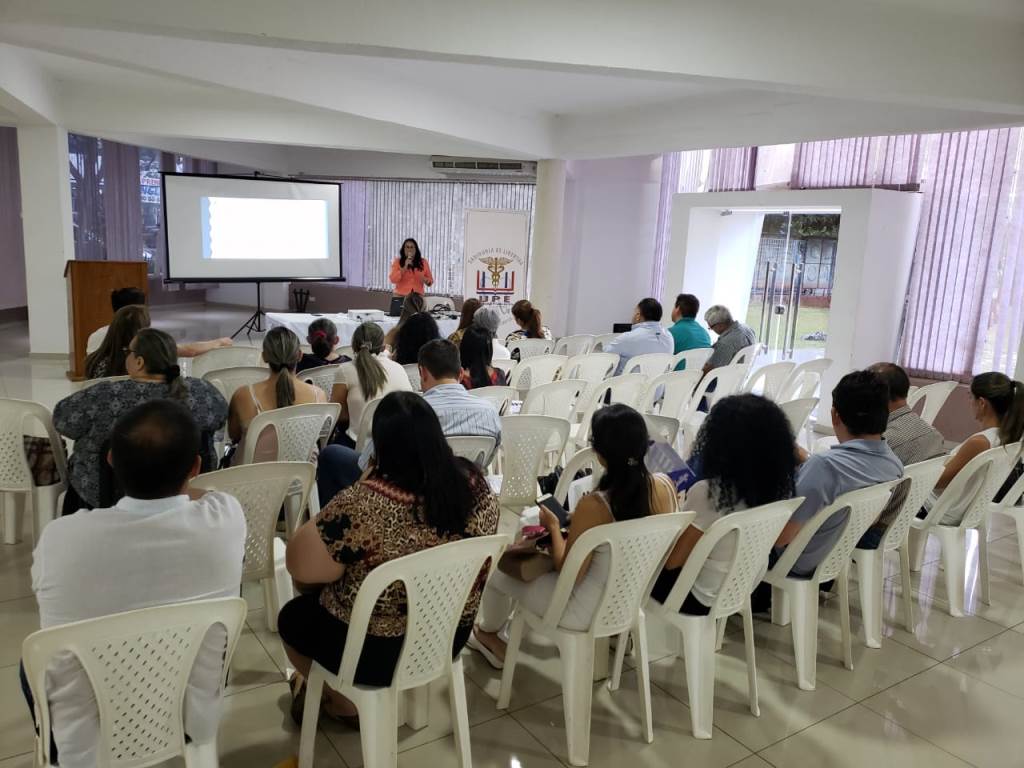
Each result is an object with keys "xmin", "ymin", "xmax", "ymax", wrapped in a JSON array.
[{"xmin": 745, "ymin": 301, "xmax": 830, "ymax": 350}]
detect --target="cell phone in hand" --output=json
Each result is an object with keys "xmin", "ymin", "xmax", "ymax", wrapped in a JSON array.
[{"xmin": 536, "ymin": 493, "xmax": 570, "ymax": 529}]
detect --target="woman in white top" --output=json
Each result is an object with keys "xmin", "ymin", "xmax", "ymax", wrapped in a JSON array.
[
  {"xmin": 228, "ymin": 326, "xmax": 326, "ymax": 464},
  {"xmin": 330, "ymin": 321, "xmax": 411, "ymax": 445},
  {"xmin": 650, "ymin": 394, "xmax": 798, "ymax": 614},
  {"xmin": 925, "ymin": 372, "xmax": 1023, "ymax": 524},
  {"xmin": 469, "ymin": 404, "xmax": 677, "ymax": 668}
]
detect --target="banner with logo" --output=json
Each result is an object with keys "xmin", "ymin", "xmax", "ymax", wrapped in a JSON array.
[{"xmin": 463, "ymin": 209, "xmax": 529, "ymax": 339}]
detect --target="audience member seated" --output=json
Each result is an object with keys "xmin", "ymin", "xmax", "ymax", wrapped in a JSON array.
[
  {"xmin": 27, "ymin": 400, "xmax": 245, "ymax": 768},
  {"xmin": 702, "ymin": 304, "xmax": 757, "ymax": 373},
  {"xmin": 383, "ymin": 293, "xmax": 425, "ymax": 350},
  {"xmin": 921, "ymin": 371, "xmax": 1023, "ymax": 525},
  {"xmin": 605, "ymin": 297, "xmax": 673, "ymax": 375},
  {"xmin": 227, "ymin": 326, "xmax": 326, "ymax": 464},
  {"xmin": 469, "ymin": 404, "xmax": 677, "ymax": 668},
  {"xmin": 505, "ymin": 299, "xmax": 552, "ymax": 359},
  {"xmin": 651, "ymin": 394, "xmax": 796, "ymax": 615},
  {"xmin": 298, "ymin": 317, "xmax": 350, "ymax": 373},
  {"xmin": 317, "ymin": 339, "xmax": 502, "ymax": 504},
  {"xmin": 768, "ymin": 370, "xmax": 903, "ymax": 582},
  {"xmin": 392, "ymin": 311, "xmax": 441, "ymax": 365},
  {"xmin": 330, "ymin": 322, "xmax": 412, "ymax": 446},
  {"xmin": 86, "ymin": 286, "xmax": 232, "ymax": 358},
  {"xmin": 473, "ymin": 305, "xmax": 512, "ymax": 360},
  {"xmin": 668, "ymin": 293, "xmax": 711, "ymax": 370},
  {"xmin": 448, "ymin": 297, "xmax": 481, "ymax": 348},
  {"xmin": 55, "ymin": 328, "xmax": 227, "ymax": 513},
  {"xmin": 279, "ymin": 391, "xmax": 499, "ymax": 723},
  {"xmin": 460, "ymin": 325, "xmax": 508, "ymax": 388},
  {"xmin": 83, "ymin": 304, "xmax": 151, "ymax": 379}
]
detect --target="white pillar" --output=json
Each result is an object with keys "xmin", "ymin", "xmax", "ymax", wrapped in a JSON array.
[
  {"xmin": 1015, "ymin": 322, "xmax": 1024, "ymax": 382},
  {"xmin": 17, "ymin": 125, "xmax": 73, "ymax": 355},
  {"xmin": 529, "ymin": 159, "xmax": 567, "ymax": 336}
]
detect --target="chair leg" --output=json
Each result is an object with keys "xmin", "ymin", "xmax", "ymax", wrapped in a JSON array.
[
  {"xmin": 856, "ymin": 550, "xmax": 884, "ymax": 649},
  {"xmin": 448, "ymin": 659, "xmax": 473, "ymax": 768},
  {"xmin": 2, "ymin": 492, "xmax": 18, "ymax": 545},
  {"xmin": 680, "ymin": 616, "xmax": 716, "ymax": 740},
  {"xmin": 977, "ymin": 527, "xmax": 991, "ymax": 606},
  {"xmin": 898, "ymin": 544, "xmax": 916, "ymax": 632},
  {"xmin": 631, "ymin": 618, "xmax": 654, "ymax": 744},
  {"xmin": 406, "ymin": 684, "xmax": 430, "ymax": 730},
  {"xmin": 908, "ymin": 526, "xmax": 928, "ymax": 572},
  {"xmin": 608, "ymin": 630, "xmax": 629, "ymax": 692},
  {"xmin": 837, "ymin": 567, "xmax": 853, "ymax": 669},
  {"xmin": 938, "ymin": 529, "xmax": 966, "ymax": 618},
  {"xmin": 715, "ymin": 617, "xmax": 727, "ymax": 651},
  {"xmin": 559, "ymin": 634, "xmax": 596, "ymax": 766},
  {"xmin": 298, "ymin": 665, "xmax": 326, "ymax": 768},
  {"xmin": 353, "ymin": 689, "xmax": 399, "ymax": 768},
  {"xmin": 789, "ymin": 582, "xmax": 819, "ymax": 691},
  {"xmin": 261, "ymin": 578, "xmax": 279, "ymax": 632},
  {"xmin": 593, "ymin": 636, "xmax": 610, "ymax": 682},
  {"xmin": 1014, "ymin": 513, "xmax": 1024, "ymax": 587},
  {"xmin": 183, "ymin": 739, "xmax": 219, "ymax": 768},
  {"xmin": 741, "ymin": 605, "xmax": 760, "ymax": 718},
  {"xmin": 496, "ymin": 612, "xmax": 525, "ymax": 710},
  {"xmin": 284, "ymin": 495, "xmax": 302, "ymax": 539},
  {"xmin": 770, "ymin": 586, "xmax": 790, "ymax": 626}
]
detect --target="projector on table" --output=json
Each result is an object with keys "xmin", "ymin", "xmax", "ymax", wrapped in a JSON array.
[{"xmin": 348, "ymin": 309, "xmax": 386, "ymax": 323}]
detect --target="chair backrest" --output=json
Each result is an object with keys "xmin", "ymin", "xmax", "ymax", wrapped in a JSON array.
[
  {"xmin": 643, "ymin": 414, "xmax": 680, "ymax": 446},
  {"xmin": 743, "ymin": 361, "xmax": 797, "ymax": 400},
  {"xmin": 637, "ymin": 370, "xmax": 702, "ymax": 420},
  {"xmin": 561, "ymin": 352, "xmax": 619, "ymax": 384},
  {"xmin": 778, "ymin": 397, "xmax": 819, "ymax": 439},
  {"xmin": 77, "ymin": 375, "xmax": 131, "ymax": 390},
  {"xmin": 553, "ymin": 448, "xmax": 605, "ymax": 508},
  {"xmin": 928, "ymin": 442, "xmax": 1021, "ymax": 530},
  {"xmin": 242, "ymin": 402, "xmax": 341, "ymax": 464},
  {"xmin": 22, "ymin": 598, "xmax": 247, "ymax": 768},
  {"xmin": 301, "ymin": 364, "xmax": 342, "ymax": 398},
  {"xmin": 681, "ymin": 364, "xmax": 746, "ymax": 423},
  {"xmin": 880, "ymin": 456, "xmax": 947, "ymax": 551},
  {"xmin": 771, "ymin": 480, "xmax": 900, "ymax": 583},
  {"xmin": 190, "ymin": 346, "xmax": 263, "ymax": 379},
  {"xmin": 906, "ymin": 380, "xmax": 957, "ymax": 426},
  {"xmin": 776, "ymin": 357, "xmax": 833, "ymax": 402},
  {"xmin": 671, "ymin": 347, "xmax": 713, "ymax": 372},
  {"xmin": 446, "ymin": 436, "xmax": 497, "ymax": 468},
  {"xmin": 490, "ymin": 358, "xmax": 517, "ymax": 381},
  {"xmin": 0, "ymin": 398, "xmax": 69, "ymax": 493},
  {"xmin": 468, "ymin": 385, "xmax": 515, "ymax": 415},
  {"xmin": 521, "ymin": 379, "xmax": 586, "ymax": 420},
  {"xmin": 498, "ymin": 415, "xmax": 571, "ymax": 510},
  {"xmin": 508, "ymin": 338, "xmax": 554, "ymax": 360},
  {"xmin": 540, "ymin": 512, "xmax": 694, "ymax": 637},
  {"xmin": 729, "ymin": 343, "xmax": 759, "ymax": 369},
  {"xmin": 553, "ymin": 334, "xmax": 595, "ymax": 357},
  {"xmin": 190, "ymin": 462, "xmax": 315, "ymax": 582},
  {"xmin": 592, "ymin": 333, "xmax": 622, "ymax": 352},
  {"xmin": 661, "ymin": 499, "xmax": 802, "ymax": 619},
  {"xmin": 337, "ymin": 535, "xmax": 509, "ymax": 691},
  {"xmin": 625, "ymin": 353, "xmax": 673, "ymax": 378},
  {"xmin": 509, "ymin": 354, "xmax": 567, "ymax": 393},
  {"xmin": 355, "ymin": 397, "xmax": 385, "ymax": 452},
  {"xmin": 573, "ymin": 374, "xmax": 648, "ymax": 447},
  {"xmin": 813, "ymin": 435, "xmax": 839, "ymax": 454},
  {"xmin": 403, "ymin": 363, "xmax": 423, "ymax": 393},
  {"xmin": 203, "ymin": 366, "xmax": 271, "ymax": 402},
  {"xmin": 992, "ymin": 445, "xmax": 1024, "ymax": 511}
]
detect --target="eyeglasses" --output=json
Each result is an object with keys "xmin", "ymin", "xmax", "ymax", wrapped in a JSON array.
[{"xmin": 123, "ymin": 347, "xmax": 137, "ymax": 357}]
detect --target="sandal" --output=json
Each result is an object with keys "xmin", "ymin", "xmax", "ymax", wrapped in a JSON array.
[
  {"xmin": 322, "ymin": 693, "xmax": 360, "ymax": 729},
  {"xmin": 288, "ymin": 673, "xmax": 307, "ymax": 726}
]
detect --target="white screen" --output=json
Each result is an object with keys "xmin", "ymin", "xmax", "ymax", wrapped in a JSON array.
[{"xmin": 164, "ymin": 175, "xmax": 342, "ymax": 281}]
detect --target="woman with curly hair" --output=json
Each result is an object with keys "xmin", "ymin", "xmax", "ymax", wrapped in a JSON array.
[{"xmin": 650, "ymin": 393, "xmax": 797, "ymax": 615}]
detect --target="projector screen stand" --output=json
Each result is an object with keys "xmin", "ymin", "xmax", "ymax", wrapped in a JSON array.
[{"xmin": 231, "ymin": 282, "xmax": 267, "ymax": 339}]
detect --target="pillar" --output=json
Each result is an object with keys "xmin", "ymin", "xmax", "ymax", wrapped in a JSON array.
[{"xmin": 529, "ymin": 159, "xmax": 567, "ymax": 336}]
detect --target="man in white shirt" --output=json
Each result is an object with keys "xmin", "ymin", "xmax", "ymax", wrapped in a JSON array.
[
  {"xmin": 26, "ymin": 399, "xmax": 246, "ymax": 768},
  {"xmin": 605, "ymin": 298, "xmax": 674, "ymax": 375}
]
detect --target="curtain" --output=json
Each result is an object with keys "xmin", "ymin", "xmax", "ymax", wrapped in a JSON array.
[
  {"xmin": 340, "ymin": 180, "xmax": 368, "ymax": 286},
  {"xmin": 791, "ymin": 135, "xmax": 923, "ymax": 189},
  {"xmin": 0, "ymin": 128, "xmax": 27, "ymax": 308},
  {"xmin": 900, "ymin": 128, "xmax": 1024, "ymax": 380},
  {"xmin": 69, "ymin": 134, "xmax": 105, "ymax": 261},
  {"xmin": 706, "ymin": 147, "xmax": 757, "ymax": 192},
  {"xmin": 101, "ymin": 140, "xmax": 143, "ymax": 261}
]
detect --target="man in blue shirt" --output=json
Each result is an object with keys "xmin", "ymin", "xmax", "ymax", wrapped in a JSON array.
[
  {"xmin": 605, "ymin": 297, "xmax": 674, "ymax": 375},
  {"xmin": 668, "ymin": 293, "xmax": 711, "ymax": 370}
]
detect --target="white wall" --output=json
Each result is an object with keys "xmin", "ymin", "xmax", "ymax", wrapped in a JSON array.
[{"xmin": 205, "ymin": 282, "xmax": 292, "ymax": 311}]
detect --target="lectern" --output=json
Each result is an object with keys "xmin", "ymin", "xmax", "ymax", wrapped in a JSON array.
[{"xmin": 65, "ymin": 260, "xmax": 149, "ymax": 380}]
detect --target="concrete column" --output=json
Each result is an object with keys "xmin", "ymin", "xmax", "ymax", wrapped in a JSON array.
[
  {"xmin": 17, "ymin": 125, "xmax": 74, "ymax": 355},
  {"xmin": 528, "ymin": 159, "xmax": 567, "ymax": 336}
]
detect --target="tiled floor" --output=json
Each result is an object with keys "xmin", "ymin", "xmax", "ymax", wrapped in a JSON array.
[{"xmin": 2, "ymin": 308, "xmax": 1024, "ymax": 767}]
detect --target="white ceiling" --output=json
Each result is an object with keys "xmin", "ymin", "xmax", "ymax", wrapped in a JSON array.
[{"xmin": 1, "ymin": 0, "xmax": 1022, "ymax": 172}]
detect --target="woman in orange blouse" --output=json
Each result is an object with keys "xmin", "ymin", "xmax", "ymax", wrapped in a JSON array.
[{"xmin": 388, "ymin": 238, "xmax": 433, "ymax": 296}]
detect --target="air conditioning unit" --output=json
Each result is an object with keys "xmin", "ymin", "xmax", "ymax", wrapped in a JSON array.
[{"xmin": 430, "ymin": 156, "xmax": 537, "ymax": 179}]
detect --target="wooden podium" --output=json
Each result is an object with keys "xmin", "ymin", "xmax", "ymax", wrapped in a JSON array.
[{"xmin": 65, "ymin": 260, "xmax": 149, "ymax": 380}]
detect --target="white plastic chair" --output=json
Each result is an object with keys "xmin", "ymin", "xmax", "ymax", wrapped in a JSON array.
[
  {"xmin": 298, "ymin": 535, "xmax": 510, "ymax": 768},
  {"xmin": 496, "ymin": 415, "xmax": 571, "ymax": 522},
  {"xmin": 776, "ymin": 358, "xmax": 833, "ymax": 402},
  {"xmin": 742, "ymin": 361, "xmax": 797, "ymax": 400},
  {"xmin": 190, "ymin": 346, "xmax": 263, "ymax": 380},
  {"xmin": 624, "ymin": 353, "xmax": 673, "ymax": 379},
  {"xmin": 728, "ymin": 343, "xmax": 759, "ymax": 370},
  {"xmin": 766, "ymin": 480, "xmax": 899, "ymax": 690},
  {"xmin": 908, "ymin": 442, "xmax": 1020, "ymax": 616},
  {"xmin": 402, "ymin": 363, "xmax": 423, "ymax": 393},
  {"xmin": 678, "ymin": 365, "xmax": 748, "ymax": 450},
  {"xmin": 509, "ymin": 354, "xmax": 567, "ymax": 395},
  {"xmin": 845, "ymin": 457, "xmax": 945, "ymax": 648},
  {"xmin": 509, "ymin": 338, "xmax": 554, "ymax": 360},
  {"xmin": 570, "ymin": 374, "xmax": 648, "ymax": 451},
  {"xmin": 554, "ymin": 334, "xmax": 595, "ymax": 357},
  {"xmin": 553, "ymin": 448, "xmax": 606, "ymax": 509},
  {"xmin": 496, "ymin": 512, "xmax": 693, "ymax": 766},
  {"xmin": 522, "ymin": 379, "xmax": 587, "ymax": 421},
  {"xmin": 302, "ymin": 364, "xmax": 342, "ymax": 398},
  {"xmin": 637, "ymin": 370, "xmax": 702, "ymax": 421},
  {"xmin": 77, "ymin": 375, "xmax": 130, "ymax": 390},
  {"xmin": 592, "ymin": 333, "xmax": 621, "ymax": 352},
  {"xmin": 990, "ymin": 447, "xmax": 1024, "ymax": 584},
  {"xmin": 22, "ymin": 597, "xmax": 247, "ymax": 768},
  {"xmin": 561, "ymin": 353, "xmax": 619, "ymax": 385},
  {"xmin": 643, "ymin": 414, "xmax": 680, "ymax": 447},
  {"xmin": 468, "ymin": 385, "xmax": 515, "ymax": 415},
  {"xmin": 190, "ymin": 462, "xmax": 315, "ymax": 632},
  {"xmin": 446, "ymin": 435, "xmax": 498, "ymax": 468},
  {"xmin": 0, "ymin": 399, "xmax": 68, "ymax": 545},
  {"xmin": 202, "ymin": 366, "xmax": 270, "ymax": 402},
  {"xmin": 671, "ymin": 348, "xmax": 713, "ymax": 372},
  {"xmin": 645, "ymin": 499, "xmax": 801, "ymax": 739},
  {"xmin": 906, "ymin": 380, "xmax": 957, "ymax": 426},
  {"xmin": 355, "ymin": 397, "xmax": 385, "ymax": 453},
  {"xmin": 812, "ymin": 435, "xmax": 839, "ymax": 454},
  {"xmin": 778, "ymin": 397, "xmax": 819, "ymax": 446}
]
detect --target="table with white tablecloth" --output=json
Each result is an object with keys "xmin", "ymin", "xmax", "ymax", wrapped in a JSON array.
[{"xmin": 265, "ymin": 312, "xmax": 459, "ymax": 345}]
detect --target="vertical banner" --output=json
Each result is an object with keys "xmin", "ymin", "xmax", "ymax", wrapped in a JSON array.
[{"xmin": 464, "ymin": 209, "xmax": 529, "ymax": 339}]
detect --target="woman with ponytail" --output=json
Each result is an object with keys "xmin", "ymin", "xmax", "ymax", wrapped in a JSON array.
[
  {"xmin": 331, "ymin": 322, "xmax": 412, "ymax": 445},
  {"xmin": 227, "ymin": 327, "xmax": 327, "ymax": 463},
  {"xmin": 923, "ymin": 371, "xmax": 1024, "ymax": 525},
  {"xmin": 298, "ymin": 318, "xmax": 348, "ymax": 372},
  {"xmin": 54, "ymin": 328, "xmax": 228, "ymax": 512},
  {"xmin": 469, "ymin": 404, "xmax": 678, "ymax": 668},
  {"xmin": 504, "ymin": 299, "xmax": 552, "ymax": 358}
]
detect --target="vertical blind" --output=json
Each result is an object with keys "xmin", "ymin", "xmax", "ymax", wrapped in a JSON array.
[{"xmin": 791, "ymin": 135, "xmax": 923, "ymax": 189}]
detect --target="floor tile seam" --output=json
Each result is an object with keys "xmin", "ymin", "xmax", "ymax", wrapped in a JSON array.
[
  {"xmin": 937, "ymin": 631, "xmax": 1024, "ymax": 704},
  {"xmin": 884, "ymin": 617, "xmax": 1009, "ymax": 660},
  {"xmin": 859, "ymin": 700, "xmax": 983, "ymax": 768},
  {"xmin": 504, "ymin": 702, "xmax": 594, "ymax": 767}
]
